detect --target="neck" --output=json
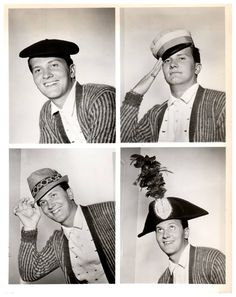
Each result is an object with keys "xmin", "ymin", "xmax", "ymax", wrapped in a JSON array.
[
  {"xmin": 169, "ymin": 241, "xmax": 188, "ymax": 264},
  {"xmin": 51, "ymin": 79, "xmax": 75, "ymax": 109},
  {"xmin": 170, "ymin": 79, "xmax": 197, "ymax": 99},
  {"xmin": 61, "ymin": 201, "xmax": 78, "ymax": 227}
]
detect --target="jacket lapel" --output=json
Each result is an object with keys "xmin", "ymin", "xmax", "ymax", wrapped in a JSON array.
[{"xmin": 189, "ymin": 86, "xmax": 205, "ymax": 142}]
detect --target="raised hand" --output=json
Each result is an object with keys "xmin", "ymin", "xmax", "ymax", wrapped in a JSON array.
[
  {"xmin": 131, "ymin": 59, "xmax": 162, "ymax": 96},
  {"xmin": 13, "ymin": 197, "xmax": 41, "ymax": 231}
]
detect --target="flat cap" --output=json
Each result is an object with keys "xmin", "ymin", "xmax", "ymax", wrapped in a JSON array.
[
  {"xmin": 138, "ymin": 197, "xmax": 208, "ymax": 238},
  {"xmin": 150, "ymin": 29, "xmax": 194, "ymax": 61},
  {"xmin": 19, "ymin": 38, "xmax": 79, "ymax": 58}
]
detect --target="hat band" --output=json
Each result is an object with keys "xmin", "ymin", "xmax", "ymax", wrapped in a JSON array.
[{"xmin": 31, "ymin": 173, "xmax": 62, "ymax": 198}]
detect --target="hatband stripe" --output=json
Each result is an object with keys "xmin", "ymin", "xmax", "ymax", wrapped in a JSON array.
[{"xmin": 31, "ymin": 173, "xmax": 62, "ymax": 198}]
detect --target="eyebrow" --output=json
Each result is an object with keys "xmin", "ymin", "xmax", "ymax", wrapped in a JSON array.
[{"xmin": 31, "ymin": 58, "xmax": 62, "ymax": 70}]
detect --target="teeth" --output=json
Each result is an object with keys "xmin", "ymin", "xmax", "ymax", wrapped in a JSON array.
[
  {"xmin": 45, "ymin": 82, "xmax": 57, "ymax": 87},
  {"xmin": 52, "ymin": 208, "xmax": 60, "ymax": 214}
]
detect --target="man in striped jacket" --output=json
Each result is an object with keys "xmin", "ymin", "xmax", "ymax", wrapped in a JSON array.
[
  {"xmin": 19, "ymin": 39, "xmax": 115, "ymax": 143},
  {"xmin": 121, "ymin": 29, "xmax": 225, "ymax": 142},
  {"xmin": 138, "ymin": 197, "xmax": 225, "ymax": 284},
  {"xmin": 13, "ymin": 168, "xmax": 115, "ymax": 284}
]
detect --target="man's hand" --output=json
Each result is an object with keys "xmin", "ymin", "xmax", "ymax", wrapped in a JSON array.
[
  {"xmin": 131, "ymin": 59, "xmax": 162, "ymax": 96},
  {"xmin": 13, "ymin": 197, "xmax": 41, "ymax": 231}
]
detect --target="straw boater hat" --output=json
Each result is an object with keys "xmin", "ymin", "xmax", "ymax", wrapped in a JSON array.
[
  {"xmin": 150, "ymin": 29, "xmax": 195, "ymax": 61},
  {"xmin": 27, "ymin": 168, "xmax": 68, "ymax": 204},
  {"xmin": 130, "ymin": 154, "xmax": 208, "ymax": 238}
]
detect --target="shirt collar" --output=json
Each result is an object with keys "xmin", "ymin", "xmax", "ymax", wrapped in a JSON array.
[
  {"xmin": 51, "ymin": 81, "xmax": 76, "ymax": 116},
  {"xmin": 168, "ymin": 243, "xmax": 190, "ymax": 274},
  {"xmin": 168, "ymin": 83, "xmax": 199, "ymax": 107}
]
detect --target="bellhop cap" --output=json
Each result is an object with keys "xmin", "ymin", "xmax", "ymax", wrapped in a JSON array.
[
  {"xmin": 150, "ymin": 29, "xmax": 194, "ymax": 61},
  {"xmin": 27, "ymin": 168, "xmax": 69, "ymax": 203},
  {"xmin": 138, "ymin": 197, "xmax": 208, "ymax": 238},
  {"xmin": 19, "ymin": 39, "xmax": 79, "ymax": 59}
]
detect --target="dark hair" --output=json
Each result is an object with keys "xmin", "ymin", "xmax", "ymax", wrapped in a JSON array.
[
  {"xmin": 59, "ymin": 182, "xmax": 70, "ymax": 192},
  {"xmin": 190, "ymin": 45, "xmax": 201, "ymax": 64},
  {"xmin": 28, "ymin": 55, "xmax": 74, "ymax": 73},
  {"xmin": 181, "ymin": 219, "xmax": 189, "ymax": 230}
]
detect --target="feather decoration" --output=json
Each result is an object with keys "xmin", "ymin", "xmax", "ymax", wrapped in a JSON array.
[{"xmin": 130, "ymin": 154, "xmax": 172, "ymax": 199}]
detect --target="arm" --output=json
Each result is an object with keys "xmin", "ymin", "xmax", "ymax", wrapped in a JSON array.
[
  {"xmin": 89, "ymin": 88, "xmax": 116, "ymax": 143},
  {"xmin": 121, "ymin": 92, "xmax": 155, "ymax": 142},
  {"xmin": 121, "ymin": 60, "xmax": 162, "ymax": 143},
  {"xmin": 19, "ymin": 229, "xmax": 60, "ymax": 282},
  {"xmin": 210, "ymin": 250, "xmax": 225, "ymax": 284},
  {"xmin": 215, "ymin": 92, "xmax": 226, "ymax": 142},
  {"xmin": 14, "ymin": 198, "xmax": 59, "ymax": 281}
]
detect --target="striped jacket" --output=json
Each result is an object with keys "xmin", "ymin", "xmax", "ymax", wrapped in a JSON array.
[
  {"xmin": 158, "ymin": 245, "xmax": 225, "ymax": 284},
  {"xmin": 121, "ymin": 86, "xmax": 225, "ymax": 142},
  {"xmin": 39, "ymin": 82, "xmax": 116, "ymax": 143},
  {"xmin": 18, "ymin": 201, "xmax": 115, "ymax": 284}
]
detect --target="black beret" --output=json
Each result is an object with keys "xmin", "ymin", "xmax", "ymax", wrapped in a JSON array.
[
  {"xmin": 138, "ymin": 197, "xmax": 208, "ymax": 238},
  {"xmin": 19, "ymin": 39, "xmax": 79, "ymax": 58}
]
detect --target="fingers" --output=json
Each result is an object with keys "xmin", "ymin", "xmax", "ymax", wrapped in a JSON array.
[
  {"xmin": 13, "ymin": 197, "xmax": 34, "ymax": 215},
  {"xmin": 151, "ymin": 59, "xmax": 163, "ymax": 77}
]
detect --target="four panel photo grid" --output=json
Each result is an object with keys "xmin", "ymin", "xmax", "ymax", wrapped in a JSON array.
[{"xmin": 5, "ymin": 3, "xmax": 232, "ymax": 297}]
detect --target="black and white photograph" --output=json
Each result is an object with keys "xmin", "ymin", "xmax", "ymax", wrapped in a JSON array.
[
  {"xmin": 9, "ymin": 148, "xmax": 115, "ymax": 284},
  {"xmin": 120, "ymin": 7, "xmax": 229, "ymax": 143},
  {"xmin": 9, "ymin": 8, "xmax": 116, "ymax": 144},
  {"xmin": 121, "ymin": 147, "xmax": 228, "ymax": 287}
]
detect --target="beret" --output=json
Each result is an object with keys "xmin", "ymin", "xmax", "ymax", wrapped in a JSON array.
[
  {"xmin": 150, "ymin": 29, "xmax": 194, "ymax": 60},
  {"xmin": 19, "ymin": 38, "xmax": 79, "ymax": 58},
  {"xmin": 138, "ymin": 197, "xmax": 208, "ymax": 238}
]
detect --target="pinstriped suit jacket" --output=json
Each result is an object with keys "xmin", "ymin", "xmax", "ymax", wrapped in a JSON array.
[
  {"xmin": 18, "ymin": 201, "xmax": 115, "ymax": 284},
  {"xmin": 39, "ymin": 82, "xmax": 116, "ymax": 143},
  {"xmin": 158, "ymin": 245, "xmax": 225, "ymax": 284},
  {"xmin": 121, "ymin": 85, "xmax": 225, "ymax": 142}
]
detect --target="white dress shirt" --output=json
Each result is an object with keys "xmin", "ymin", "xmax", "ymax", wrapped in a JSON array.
[
  {"xmin": 168, "ymin": 243, "xmax": 190, "ymax": 284},
  {"xmin": 51, "ymin": 82, "xmax": 87, "ymax": 143},
  {"xmin": 158, "ymin": 83, "xmax": 199, "ymax": 142},
  {"xmin": 62, "ymin": 206, "xmax": 108, "ymax": 283}
]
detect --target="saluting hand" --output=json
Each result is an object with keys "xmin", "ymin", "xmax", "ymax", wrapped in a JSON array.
[
  {"xmin": 131, "ymin": 59, "xmax": 162, "ymax": 96},
  {"xmin": 13, "ymin": 197, "xmax": 41, "ymax": 231}
]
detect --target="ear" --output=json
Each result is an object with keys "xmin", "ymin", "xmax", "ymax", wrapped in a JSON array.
[
  {"xmin": 184, "ymin": 227, "xmax": 190, "ymax": 240},
  {"xmin": 69, "ymin": 64, "xmax": 76, "ymax": 79},
  {"xmin": 194, "ymin": 63, "xmax": 202, "ymax": 75},
  {"xmin": 66, "ymin": 188, "xmax": 74, "ymax": 200}
]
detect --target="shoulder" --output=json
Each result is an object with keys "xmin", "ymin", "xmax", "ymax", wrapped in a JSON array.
[
  {"xmin": 51, "ymin": 229, "xmax": 64, "ymax": 242},
  {"xmin": 200, "ymin": 86, "xmax": 225, "ymax": 101},
  {"xmin": 86, "ymin": 201, "xmax": 115, "ymax": 211},
  {"xmin": 146, "ymin": 100, "xmax": 168, "ymax": 116},
  {"xmin": 82, "ymin": 83, "xmax": 115, "ymax": 96},
  {"xmin": 40, "ymin": 100, "xmax": 51, "ymax": 114},
  {"xmin": 194, "ymin": 246, "xmax": 225, "ymax": 260}
]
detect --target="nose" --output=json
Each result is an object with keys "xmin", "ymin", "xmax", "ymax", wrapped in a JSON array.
[
  {"xmin": 162, "ymin": 229, "xmax": 170, "ymax": 239},
  {"xmin": 170, "ymin": 58, "xmax": 178, "ymax": 68},
  {"xmin": 47, "ymin": 198, "xmax": 56, "ymax": 210},
  {"xmin": 42, "ymin": 67, "xmax": 53, "ymax": 79}
]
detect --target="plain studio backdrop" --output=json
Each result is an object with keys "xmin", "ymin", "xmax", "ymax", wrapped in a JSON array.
[
  {"xmin": 9, "ymin": 148, "xmax": 115, "ymax": 284},
  {"xmin": 121, "ymin": 147, "xmax": 226, "ymax": 283},
  {"xmin": 120, "ymin": 7, "xmax": 226, "ymax": 121},
  {"xmin": 8, "ymin": 8, "xmax": 115, "ymax": 144}
]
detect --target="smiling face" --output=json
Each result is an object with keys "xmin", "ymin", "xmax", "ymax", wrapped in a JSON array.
[
  {"xmin": 38, "ymin": 185, "xmax": 77, "ymax": 227},
  {"xmin": 155, "ymin": 219, "xmax": 189, "ymax": 263},
  {"xmin": 162, "ymin": 47, "xmax": 201, "ymax": 90},
  {"xmin": 30, "ymin": 57, "xmax": 75, "ymax": 104}
]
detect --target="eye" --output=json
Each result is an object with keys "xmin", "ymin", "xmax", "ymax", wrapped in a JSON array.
[
  {"xmin": 169, "ymin": 225, "xmax": 176, "ymax": 231},
  {"xmin": 33, "ymin": 68, "xmax": 41, "ymax": 74},
  {"xmin": 39, "ymin": 200, "xmax": 46, "ymax": 206},
  {"xmin": 50, "ymin": 62, "xmax": 59, "ymax": 68},
  {"xmin": 156, "ymin": 228, "xmax": 164, "ymax": 233},
  {"xmin": 163, "ymin": 59, "xmax": 170, "ymax": 64},
  {"xmin": 179, "ymin": 56, "xmax": 186, "ymax": 61}
]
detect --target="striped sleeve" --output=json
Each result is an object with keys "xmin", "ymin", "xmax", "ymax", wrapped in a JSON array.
[
  {"xmin": 121, "ymin": 92, "xmax": 154, "ymax": 142},
  {"xmin": 18, "ymin": 229, "xmax": 61, "ymax": 282}
]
